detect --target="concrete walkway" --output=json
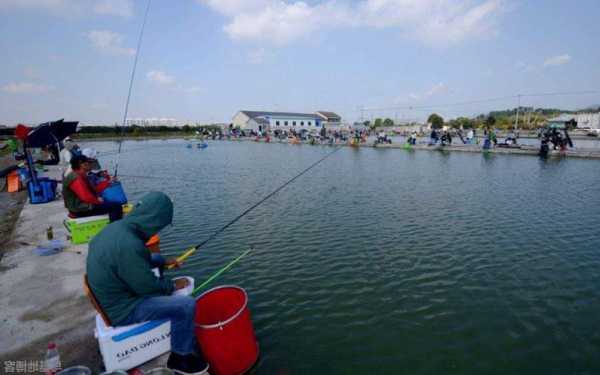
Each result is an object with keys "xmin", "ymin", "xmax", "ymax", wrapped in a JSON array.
[
  {"xmin": 0, "ymin": 166, "xmax": 102, "ymax": 371},
  {"xmin": 0, "ymin": 166, "xmax": 169, "ymax": 373}
]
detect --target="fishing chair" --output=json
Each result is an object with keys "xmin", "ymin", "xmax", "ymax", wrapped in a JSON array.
[{"xmin": 83, "ymin": 274, "xmax": 111, "ymax": 326}]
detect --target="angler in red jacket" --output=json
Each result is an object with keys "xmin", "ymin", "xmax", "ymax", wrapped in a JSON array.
[{"xmin": 62, "ymin": 155, "xmax": 123, "ymax": 222}]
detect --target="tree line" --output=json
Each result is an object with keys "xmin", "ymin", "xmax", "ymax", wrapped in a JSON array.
[{"xmin": 366, "ymin": 106, "xmax": 600, "ymax": 130}]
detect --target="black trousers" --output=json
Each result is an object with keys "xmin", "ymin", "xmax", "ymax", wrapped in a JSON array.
[{"xmin": 72, "ymin": 202, "xmax": 123, "ymax": 222}]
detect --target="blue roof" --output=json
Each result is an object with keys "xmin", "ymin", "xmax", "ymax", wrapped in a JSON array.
[{"xmin": 241, "ymin": 111, "xmax": 319, "ymax": 120}]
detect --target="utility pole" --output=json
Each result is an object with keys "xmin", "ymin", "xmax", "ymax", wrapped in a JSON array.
[{"xmin": 515, "ymin": 94, "xmax": 521, "ymax": 131}]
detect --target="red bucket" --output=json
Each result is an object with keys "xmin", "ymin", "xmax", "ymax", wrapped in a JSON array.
[{"xmin": 194, "ymin": 286, "xmax": 259, "ymax": 375}]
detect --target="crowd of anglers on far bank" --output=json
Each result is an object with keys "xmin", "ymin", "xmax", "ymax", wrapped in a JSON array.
[{"xmin": 192, "ymin": 125, "xmax": 574, "ymax": 157}]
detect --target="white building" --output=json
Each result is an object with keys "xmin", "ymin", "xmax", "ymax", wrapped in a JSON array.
[
  {"xmin": 232, "ymin": 110, "xmax": 341, "ymax": 132},
  {"xmin": 547, "ymin": 113, "xmax": 600, "ymax": 130},
  {"xmin": 315, "ymin": 111, "xmax": 342, "ymax": 127},
  {"xmin": 575, "ymin": 113, "xmax": 600, "ymax": 129}
]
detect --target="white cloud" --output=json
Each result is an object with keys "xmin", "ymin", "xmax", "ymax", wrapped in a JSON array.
[
  {"xmin": 147, "ymin": 70, "xmax": 176, "ymax": 85},
  {"xmin": 224, "ymin": 2, "xmax": 325, "ymax": 45},
  {"xmin": 145, "ymin": 72, "xmax": 201, "ymax": 93},
  {"xmin": 407, "ymin": 83, "xmax": 449, "ymax": 101},
  {"xmin": 543, "ymin": 54, "xmax": 571, "ymax": 67},
  {"xmin": 1, "ymin": 82, "xmax": 51, "ymax": 94},
  {"xmin": 86, "ymin": 30, "xmax": 135, "ymax": 56},
  {"xmin": 199, "ymin": 0, "xmax": 505, "ymax": 46},
  {"xmin": 198, "ymin": 0, "xmax": 270, "ymax": 16},
  {"xmin": 93, "ymin": 0, "xmax": 133, "ymax": 17}
]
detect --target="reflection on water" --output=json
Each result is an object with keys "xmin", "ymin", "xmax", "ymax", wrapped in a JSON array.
[{"xmin": 90, "ymin": 140, "xmax": 600, "ymax": 374}]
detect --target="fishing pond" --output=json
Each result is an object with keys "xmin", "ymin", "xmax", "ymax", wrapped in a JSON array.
[{"xmin": 91, "ymin": 140, "xmax": 600, "ymax": 374}]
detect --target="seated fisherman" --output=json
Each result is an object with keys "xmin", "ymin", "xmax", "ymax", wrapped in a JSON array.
[
  {"xmin": 86, "ymin": 192, "xmax": 208, "ymax": 375},
  {"xmin": 81, "ymin": 148, "xmax": 113, "ymax": 194},
  {"xmin": 62, "ymin": 155, "xmax": 123, "ymax": 222}
]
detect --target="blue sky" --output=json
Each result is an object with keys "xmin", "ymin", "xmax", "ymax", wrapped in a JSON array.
[{"xmin": 0, "ymin": 0, "xmax": 599, "ymax": 125}]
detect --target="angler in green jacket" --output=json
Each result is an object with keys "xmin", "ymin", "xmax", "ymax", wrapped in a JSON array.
[{"xmin": 87, "ymin": 191, "xmax": 208, "ymax": 375}]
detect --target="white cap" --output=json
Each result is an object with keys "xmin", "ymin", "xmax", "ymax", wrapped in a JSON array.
[{"xmin": 82, "ymin": 148, "xmax": 97, "ymax": 160}]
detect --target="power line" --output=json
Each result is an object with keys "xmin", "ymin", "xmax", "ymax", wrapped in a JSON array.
[{"xmin": 360, "ymin": 90, "xmax": 600, "ymax": 113}]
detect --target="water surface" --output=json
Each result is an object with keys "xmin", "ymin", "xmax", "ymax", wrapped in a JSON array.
[{"xmin": 91, "ymin": 140, "xmax": 600, "ymax": 374}]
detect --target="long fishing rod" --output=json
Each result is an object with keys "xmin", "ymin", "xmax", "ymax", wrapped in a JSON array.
[
  {"xmin": 114, "ymin": 0, "xmax": 152, "ymax": 178},
  {"xmin": 171, "ymin": 147, "xmax": 342, "ymax": 272},
  {"xmin": 192, "ymin": 247, "xmax": 254, "ymax": 296}
]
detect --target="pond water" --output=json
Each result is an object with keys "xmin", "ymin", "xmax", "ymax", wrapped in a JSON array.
[{"xmin": 90, "ymin": 140, "xmax": 600, "ymax": 374}]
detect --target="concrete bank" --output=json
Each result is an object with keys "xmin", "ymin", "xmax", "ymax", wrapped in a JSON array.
[
  {"xmin": 0, "ymin": 164, "xmax": 102, "ymax": 371},
  {"xmin": 1, "ymin": 155, "xmax": 26, "ymax": 257},
  {"xmin": 0, "ymin": 166, "xmax": 168, "ymax": 373},
  {"xmin": 370, "ymin": 142, "xmax": 600, "ymax": 159}
]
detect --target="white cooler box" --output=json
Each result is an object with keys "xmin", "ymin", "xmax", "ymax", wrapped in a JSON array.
[{"xmin": 95, "ymin": 315, "xmax": 171, "ymax": 372}]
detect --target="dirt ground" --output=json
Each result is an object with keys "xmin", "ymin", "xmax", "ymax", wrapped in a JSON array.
[{"xmin": 0, "ymin": 155, "xmax": 26, "ymax": 262}]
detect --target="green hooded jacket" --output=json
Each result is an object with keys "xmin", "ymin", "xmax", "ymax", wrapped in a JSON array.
[{"xmin": 86, "ymin": 191, "xmax": 175, "ymax": 325}]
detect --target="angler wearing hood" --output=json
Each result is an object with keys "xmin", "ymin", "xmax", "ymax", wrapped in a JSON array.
[{"xmin": 87, "ymin": 192, "xmax": 208, "ymax": 374}]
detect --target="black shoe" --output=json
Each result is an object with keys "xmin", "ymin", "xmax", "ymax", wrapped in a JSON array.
[{"xmin": 167, "ymin": 352, "xmax": 209, "ymax": 375}]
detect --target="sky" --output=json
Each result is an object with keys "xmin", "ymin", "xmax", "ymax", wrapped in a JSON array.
[{"xmin": 0, "ymin": 0, "xmax": 599, "ymax": 125}]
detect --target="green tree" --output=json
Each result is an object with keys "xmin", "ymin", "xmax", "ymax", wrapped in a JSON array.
[
  {"xmin": 485, "ymin": 115, "xmax": 496, "ymax": 128},
  {"xmin": 449, "ymin": 117, "xmax": 475, "ymax": 129},
  {"xmin": 383, "ymin": 118, "xmax": 394, "ymax": 127},
  {"xmin": 428, "ymin": 113, "xmax": 444, "ymax": 129},
  {"xmin": 373, "ymin": 118, "xmax": 383, "ymax": 128}
]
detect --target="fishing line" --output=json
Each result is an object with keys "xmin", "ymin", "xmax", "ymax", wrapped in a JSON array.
[
  {"xmin": 114, "ymin": 0, "xmax": 152, "ymax": 178},
  {"xmin": 118, "ymin": 173, "xmax": 200, "ymax": 184},
  {"xmin": 171, "ymin": 146, "xmax": 342, "ymax": 287},
  {"xmin": 188, "ymin": 146, "xmax": 342, "ymax": 253}
]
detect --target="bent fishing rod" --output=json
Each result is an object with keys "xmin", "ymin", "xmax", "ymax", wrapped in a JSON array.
[{"xmin": 170, "ymin": 147, "xmax": 342, "ymax": 276}]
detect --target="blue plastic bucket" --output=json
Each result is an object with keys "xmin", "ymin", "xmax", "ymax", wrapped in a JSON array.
[
  {"xmin": 27, "ymin": 178, "xmax": 57, "ymax": 204},
  {"xmin": 18, "ymin": 167, "xmax": 29, "ymax": 183},
  {"xmin": 101, "ymin": 181, "xmax": 128, "ymax": 204}
]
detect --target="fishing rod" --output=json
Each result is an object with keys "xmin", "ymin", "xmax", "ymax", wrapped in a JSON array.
[
  {"xmin": 191, "ymin": 246, "xmax": 254, "ymax": 296},
  {"xmin": 114, "ymin": 0, "xmax": 152, "ymax": 178},
  {"xmin": 171, "ymin": 146, "xmax": 342, "ymax": 275}
]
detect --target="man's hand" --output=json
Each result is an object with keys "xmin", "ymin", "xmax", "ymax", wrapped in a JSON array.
[{"xmin": 174, "ymin": 278, "xmax": 190, "ymax": 290}]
